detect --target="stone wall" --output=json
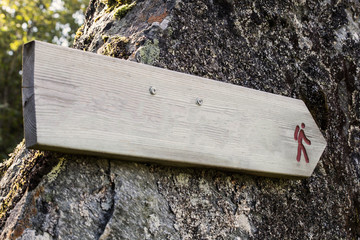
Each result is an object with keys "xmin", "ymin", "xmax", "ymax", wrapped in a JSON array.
[{"xmin": 0, "ymin": 0, "xmax": 359, "ymax": 239}]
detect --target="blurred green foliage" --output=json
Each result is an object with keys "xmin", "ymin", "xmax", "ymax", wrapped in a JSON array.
[{"xmin": 0, "ymin": 0, "xmax": 88, "ymax": 160}]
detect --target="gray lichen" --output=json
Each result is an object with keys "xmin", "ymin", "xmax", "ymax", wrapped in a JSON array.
[{"xmin": 137, "ymin": 39, "xmax": 160, "ymax": 65}]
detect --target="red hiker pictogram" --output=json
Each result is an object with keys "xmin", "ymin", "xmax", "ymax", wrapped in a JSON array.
[{"xmin": 294, "ymin": 123, "xmax": 311, "ymax": 163}]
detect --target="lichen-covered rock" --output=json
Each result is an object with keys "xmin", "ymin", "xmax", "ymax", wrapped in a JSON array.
[{"xmin": 1, "ymin": 0, "xmax": 359, "ymax": 239}]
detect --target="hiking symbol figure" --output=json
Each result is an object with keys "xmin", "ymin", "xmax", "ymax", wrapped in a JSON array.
[{"xmin": 294, "ymin": 123, "xmax": 311, "ymax": 163}]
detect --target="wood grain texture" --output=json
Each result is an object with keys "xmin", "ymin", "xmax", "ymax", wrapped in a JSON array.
[
  {"xmin": 22, "ymin": 40, "xmax": 327, "ymax": 177},
  {"xmin": 22, "ymin": 41, "xmax": 37, "ymax": 147}
]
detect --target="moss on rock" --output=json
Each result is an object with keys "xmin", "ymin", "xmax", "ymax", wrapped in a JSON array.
[
  {"xmin": 103, "ymin": 0, "xmax": 135, "ymax": 14},
  {"xmin": 0, "ymin": 142, "xmax": 62, "ymax": 230},
  {"xmin": 46, "ymin": 157, "xmax": 67, "ymax": 183},
  {"xmin": 73, "ymin": 25, "xmax": 85, "ymax": 43},
  {"xmin": 113, "ymin": 1, "xmax": 136, "ymax": 20},
  {"xmin": 102, "ymin": 35, "xmax": 110, "ymax": 42},
  {"xmin": 0, "ymin": 149, "xmax": 44, "ymax": 220},
  {"xmin": 100, "ymin": 36, "xmax": 131, "ymax": 59}
]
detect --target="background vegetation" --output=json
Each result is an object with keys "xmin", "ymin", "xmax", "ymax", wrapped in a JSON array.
[{"xmin": 0, "ymin": 0, "xmax": 88, "ymax": 160}]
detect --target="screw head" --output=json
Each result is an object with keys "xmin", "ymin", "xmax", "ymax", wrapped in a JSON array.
[
  {"xmin": 196, "ymin": 98, "xmax": 203, "ymax": 106},
  {"xmin": 149, "ymin": 86, "xmax": 156, "ymax": 95}
]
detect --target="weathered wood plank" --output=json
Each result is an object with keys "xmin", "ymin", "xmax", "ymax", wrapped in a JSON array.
[
  {"xmin": 22, "ymin": 41, "xmax": 37, "ymax": 147},
  {"xmin": 22, "ymin": 40, "xmax": 327, "ymax": 177}
]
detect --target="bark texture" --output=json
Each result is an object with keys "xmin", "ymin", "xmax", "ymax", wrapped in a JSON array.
[{"xmin": 1, "ymin": 0, "xmax": 360, "ymax": 239}]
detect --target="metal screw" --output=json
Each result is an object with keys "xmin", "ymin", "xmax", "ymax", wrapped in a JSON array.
[
  {"xmin": 196, "ymin": 98, "xmax": 203, "ymax": 106},
  {"xmin": 149, "ymin": 86, "xmax": 156, "ymax": 95}
]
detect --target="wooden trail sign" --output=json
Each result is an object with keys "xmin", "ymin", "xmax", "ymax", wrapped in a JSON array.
[{"xmin": 22, "ymin": 41, "xmax": 327, "ymax": 178}]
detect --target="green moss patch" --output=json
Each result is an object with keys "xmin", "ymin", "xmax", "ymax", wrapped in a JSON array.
[
  {"xmin": 114, "ymin": 1, "xmax": 136, "ymax": 19},
  {"xmin": 0, "ymin": 145, "xmax": 61, "ymax": 229},
  {"xmin": 102, "ymin": 35, "xmax": 110, "ymax": 42},
  {"xmin": 103, "ymin": 0, "xmax": 136, "ymax": 16},
  {"xmin": 74, "ymin": 25, "xmax": 85, "ymax": 43},
  {"xmin": 46, "ymin": 157, "xmax": 67, "ymax": 183},
  {"xmin": 0, "ymin": 150, "xmax": 44, "ymax": 220},
  {"xmin": 100, "ymin": 36, "xmax": 131, "ymax": 59}
]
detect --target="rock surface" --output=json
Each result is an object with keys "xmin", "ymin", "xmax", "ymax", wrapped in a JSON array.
[{"xmin": 1, "ymin": 0, "xmax": 360, "ymax": 239}]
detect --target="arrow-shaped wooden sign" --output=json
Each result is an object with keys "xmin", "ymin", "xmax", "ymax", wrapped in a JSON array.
[{"xmin": 22, "ymin": 41, "xmax": 327, "ymax": 178}]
